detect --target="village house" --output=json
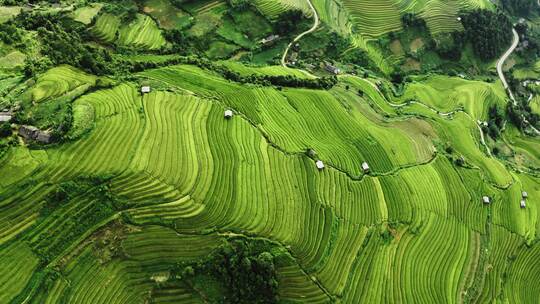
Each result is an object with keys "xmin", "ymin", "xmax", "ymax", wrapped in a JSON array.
[
  {"xmin": 316, "ymin": 160, "xmax": 325, "ymax": 170},
  {"xmin": 19, "ymin": 125, "xmax": 52, "ymax": 144},
  {"xmin": 19, "ymin": 125, "xmax": 39, "ymax": 139},
  {"xmin": 482, "ymin": 196, "xmax": 491, "ymax": 204},
  {"xmin": 0, "ymin": 110, "xmax": 12, "ymax": 122},
  {"xmin": 325, "ymin": 64, "xmax": 341, "ymax": 75},
  {"xmin": 36, "ymin": 131, "xmax": 52, "ymax": 144},
  {"xmin": 224, "ymin": 109, "xmax": 233, "ymax": 119},
  {"xmin": 261, "ymin": 34, "xmax": 279, "ymax": 45}
]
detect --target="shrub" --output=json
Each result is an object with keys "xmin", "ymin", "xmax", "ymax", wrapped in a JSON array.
[{"xmin": 0, "ymin": 122, "xmax": 11, "ymax": 137}]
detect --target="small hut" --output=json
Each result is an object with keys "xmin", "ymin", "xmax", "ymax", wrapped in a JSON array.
[
  {"xmin": 19, "ymin": 125, "xmax": 39, "ymax": 140},
  {"xmin": 361, "ymin": 162, "xmax": 370, "ymax": 173},
  {"xmin": 36, "ymin": 131, "xmax": 52, "ymax": 144},
  {"xmin": 306, "ymin": 148, "xmax": 317, "ymax": 158},
  {"xmin": 0, "ymin": 111, "xmax": 11, "ymax": 122},
  {"xmin": 522, "ymin": 191, "xmax": 528, "ymax": 199},
  {"xmin": 18, "ymin": 125, "xmax": 52, "ymax": 144},
  {"xmin": 261, "ymin": 34, "xmax": 279, "ymax": 45},
  {"xmin": 316, "ymin": 160, "xmax": 325, "ymax": 170},
  {"xmin": 141, "ymin": 86, "xmax": 151, "ymax": 94},
  {"xmin": 224, "ymin": 109, "xmax": 233, "ymax": 119},
  {"xmin": 520, "ymin": 199, "xmax": 526, "ymax": 209},
  {"xmin": 482, "ymin": 196, "xmax": 491, "ymax": 204},
  {"xmin": 325, "ymin": 64, "xmax": 341, "ymax": 75}
]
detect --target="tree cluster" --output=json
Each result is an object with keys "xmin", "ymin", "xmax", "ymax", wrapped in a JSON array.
[
  {"xmin": 175, "ymin": 238, "xmax": 279, "ymax": 304},
  {"xmin": 500, "ymin": 0, "xmax": 537, "ymax": 17},
  {"xmin": 432, "ymin": 31, "xmax": 465, "ymax": 60},
  {"xmin": 163, "ymin": 29, "xmax": 188, "ymax": 54},
  {"xmin": 16, "ymin": 12, "xmax": 114, "ymax": 76},
  {"xmin": 226, "ymin": 0, "xmax": 250, "ymax": 10},
  {"xmin": 506, "ymin": 100, "xmax": 540, "ymax": 131},
  {"xmin": 0, "ymin": 22, "xmax": 22, "ymax": 45},
  {"xmin": 484, "ymin": 104, "xmax": 505, "ymax": 139},
  {"xmin": 36, "ymin": 176, "xmax": 116, "ymax": 262},
  {"xmin": 0, "ymin": 122, "xmax": 11, "ymax": 138},
  {"xmin": 460, "ymin": 10, "xmax": 513, "ymax": 61},
  {"xmin": 401, "ymin": 13, "xmax": 427, "ymax": 28},
  {"xmin": 275, "ymin": 10, "xmax": 304, "ymax": 35}
]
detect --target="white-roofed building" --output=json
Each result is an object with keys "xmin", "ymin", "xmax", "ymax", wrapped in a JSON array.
[
  {"xmin": 0, "ymin": 112, "xmax": 11, "ymax": 122},
  {"xmin": 141, "ymin": 86, "xmax": 151, "ymax": 94},
  {"xmin": 362, "ymin": 162, "xmax": 370, "ymax": 173}
]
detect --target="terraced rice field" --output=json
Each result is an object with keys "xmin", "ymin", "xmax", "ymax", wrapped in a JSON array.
[
  {"xmin": 0, "ymin": 50, "xmax": 26, "ymax": 69},
  {"xmin": 396, "ymin": 75, "xmax": 507, "ymax": 120},
  {"xmin": 118, "ymin": 14, "xmax": 167, "ymax": 50},
  {"xmin": 0, "ymin": 5, "xmax": 21, "ymax": 23},
  {"xmin": 219, "ymin": 61, "xmax": 316, "ymax": 78},
  {"xmin": 26, "ymin": 65, "xmax": 97, "ymax": 103},
  {"xmin": 70, "ymin": 3, "xmax": 103, "ymax": 25},
  {"xmin": 316, "ymin": 0, "xmax": 492, "ymax": 74},
  {"xmin": 339, "ymin": 0, "xmax": 492, "ymax": 38},
  {"xmin": 143, "ymin": 0, "xmax": 191, "ymax": 29},
  {"xmin": 1, "ymin": 60, "xmax": 539, "ymax": 302},
  {"xmin": 91, "ymin": 13, "xmax": 166, "ymax": 50},
  {"xmin": 253, "ymin": 0, "xmax": 313, "ymax": 19},
  {"xmin": 91, "ymin": 13, "xmax": 121, "ymax": 43}
]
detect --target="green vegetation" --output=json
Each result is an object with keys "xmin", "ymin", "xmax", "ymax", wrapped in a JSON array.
[
  {"xmin": 500, "ymin": 0, "xmax": 537, "ymax": 17},
  {"xmin": 0, "ymin": 0, "xmax": 539, "ymax": 303},
  {"xmin": 174, "ymin": 238, "xmax": 281, "ymax": 303},
  {"xmin": 460, "ymin": 9, "xmax": 513, "ymax": 61}
]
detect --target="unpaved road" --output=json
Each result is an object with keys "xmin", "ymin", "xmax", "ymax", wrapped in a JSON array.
[
  {"xmin": 496, "ymin": 28, "xmax": 519, "ymax": 104},
  {"xmin": 496, "ymin": 28, "xmax": 540, "ymax": 135},
  {"xmin": 281, "ymin": 0, "xmax": 319, "ymax": 67}
]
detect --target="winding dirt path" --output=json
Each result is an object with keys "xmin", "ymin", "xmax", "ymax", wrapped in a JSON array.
[
  {"xmin": 495, "ymin": 28, "xmax": 539, "ymax": 135},
  {"xmin": 496, "ymin": 28, "xmax": 519, "ymax": 104},
  {"xmin": 281, "ymin": 0, "xmax": 319, "ymax": 67}
]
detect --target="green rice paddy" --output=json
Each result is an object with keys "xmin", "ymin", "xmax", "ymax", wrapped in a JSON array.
[
  {"xmin": 1, "ymin": 60, "xmax": 539, "ymax": 302},
  {"xmin": 0, "ymin": 0, "xmax": 539, "ymax": 302}
]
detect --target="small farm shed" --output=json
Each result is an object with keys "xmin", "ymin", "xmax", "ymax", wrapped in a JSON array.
[
  {"xmin": 316, "ymin": 160, "xmax": 325, "ymax": 170},
  {"xmin": 224, "ymin": 110, "xmax": 233, "ymax": 119},
  {"xmin": 520, "ymin": 199, "xmax": 526, "ymax": 209},
  {"xmin": 522, "ymin": 191, "xmax": 528, "ymax": 199},
  {"xmin": 19, "ymin": 125, "xmax": 39, "ymax": 139},
  {"xmin": 325, "ymin": 65, "xmax": 341, "ymax": 75},
  {"xmin": 361, "ymin": 162, "xmax": 370, "ymax": 173},
  {"xmin": 19, "ymin": 125, "xmax": 52, "ymax": 144},
  {"xmin": 141, "ymin": 86, "xmax": 151, "ymax": 94},
  {"xmin": 261, "ymin": 34, "xmax": 279, "ymax": 45},
  {"xmin": 0, "ymin": 112, "xmax": 11, "ymax": 122},
  {"xmin": 482, "ymin": 196, "xmax": 491, "ymax": 204},
  {"xmin": 36, "ymin": 131, "xmax": 52, "ymax": 144}
]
